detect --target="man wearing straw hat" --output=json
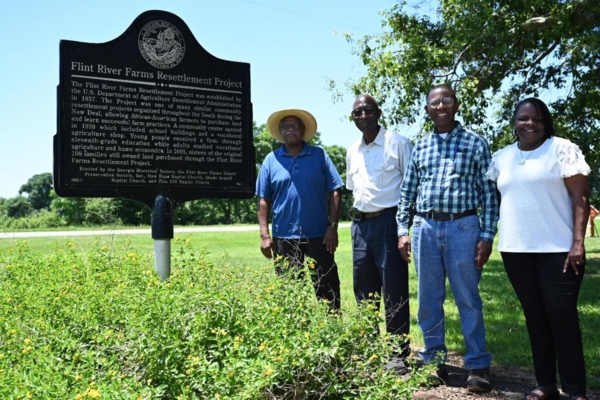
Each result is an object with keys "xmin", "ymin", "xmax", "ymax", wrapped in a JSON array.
[{"xmin": 256, "ymin": 109, "xmax": 344, "ymax": 310}]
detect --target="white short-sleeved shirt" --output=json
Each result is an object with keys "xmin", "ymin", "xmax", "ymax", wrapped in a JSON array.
[
  {"xmin": 346, "ymin": 127, "xmax": 414, "ymax": 212},
  {"xmin": 486, "ymin": 136, "xmax": 590, "ymax": 252}
]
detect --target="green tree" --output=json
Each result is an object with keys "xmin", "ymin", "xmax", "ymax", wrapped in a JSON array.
[
  {"xmin": 335, "ymin": 0, "xmax": 600, "ymax": 201},
  {"xmin": 19, "ymin": 172, "xmax": 54, "ymax": 210},
  {"xmin": 50, "ymin": 192, "xmax": 86, "ymax": 225},
  {"xmin": 3, "ymin": 196, "xmax": 34, "ymax": 218},
  {"xmin": 323, "ymin": 144, "xmax": 351, "ymax": 221}
]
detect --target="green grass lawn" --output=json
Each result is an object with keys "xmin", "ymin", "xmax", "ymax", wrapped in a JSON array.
[{"xmin": 1, "ymin": 228, "xmax": 599, "ymax": 385}]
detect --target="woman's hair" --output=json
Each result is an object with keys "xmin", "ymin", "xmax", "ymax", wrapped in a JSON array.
[{"xmin": 513, "ymin": 97, "xmax": 555, "ymax": 139}]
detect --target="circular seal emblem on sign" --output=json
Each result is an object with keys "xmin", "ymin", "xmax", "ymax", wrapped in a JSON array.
[{"xmin": 138, "ymin": 20, "xmax": 185, "ymax": 69}]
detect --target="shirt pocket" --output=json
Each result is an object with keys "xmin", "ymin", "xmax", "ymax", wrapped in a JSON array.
[
  {"xmin": 348, "ymin": 164, "xmax": 361, "ymax": 192},
  {"xmin": 450, "ymin": 152, "xmax": 475, "ymax": 177},
  {"xmin": 373, "ymin": 163, "xmax": 396, "ymax": 186}
]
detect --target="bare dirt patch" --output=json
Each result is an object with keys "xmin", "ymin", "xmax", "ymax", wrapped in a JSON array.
[{"xmin": 412, "ymin": 353, "xmax": 599, "ymax": 399}]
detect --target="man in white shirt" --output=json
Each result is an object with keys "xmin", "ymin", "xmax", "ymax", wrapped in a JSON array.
[{"xmin": 346, "ymin": 94, "xmax": 414, "ymax": 372}]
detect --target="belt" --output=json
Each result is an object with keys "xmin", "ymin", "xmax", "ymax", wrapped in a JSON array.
[
  {"xmin": 351, "ymin": 207, "xmax": 396, "ymax": 221},
  {"xmin": 416, "ymin": 209, "xmax": 477, "ymax": 221}
]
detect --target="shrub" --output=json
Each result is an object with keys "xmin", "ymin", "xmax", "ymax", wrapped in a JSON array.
[
  {"xmin": 0, "ymin": 239, "xmax": 429, "ymax": 399},
  {"xmin": 0, "ymin": 210, "xmax": 67, "ymax": 230}
]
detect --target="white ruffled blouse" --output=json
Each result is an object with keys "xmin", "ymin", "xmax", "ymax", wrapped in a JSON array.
[{"xmin": 486, "ymin": 136, "xmax": 590, "ymax": 252}]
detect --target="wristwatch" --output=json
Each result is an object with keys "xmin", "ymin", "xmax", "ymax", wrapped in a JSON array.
[{"xmin": 329, "ymin": 221, "xmax": 338, "ymax": 229}]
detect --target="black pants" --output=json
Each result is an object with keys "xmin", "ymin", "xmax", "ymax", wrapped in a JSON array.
[
  {"xmin": 273, "ymin": 237, "xmax": 341, "ymax": 311},
  {"xmin": 351, "ymin": 209, "xmax": 410, "ymax": 353},
  {"xmin": 501, "ymin": 252, "xmax": 586, "ymax": 397}
]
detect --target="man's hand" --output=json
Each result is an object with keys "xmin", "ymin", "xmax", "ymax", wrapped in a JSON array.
[
  {"xmin": 398, "ymin": 235, "xmax": 412, "ymax": 263},
  {"xmin": 323, "ymin": 227, "xmax": 338, "ymax": 253},
  {"xmin": 475, "ymin": 240, "xmax": 492, "ymax": 270},
  {"xmin": 260, "ymin": 236, "xmax": 274, "ymax": 259}
]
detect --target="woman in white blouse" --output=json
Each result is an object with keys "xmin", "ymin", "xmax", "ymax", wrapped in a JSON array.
[{"xmin": 487, "ymin": 98, "xmax": 590, "ymax": 400}]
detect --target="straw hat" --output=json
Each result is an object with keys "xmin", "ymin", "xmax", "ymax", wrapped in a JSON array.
[{"xmin": 266, "ymin": 109, "xmax": 317, "ymax": 143}]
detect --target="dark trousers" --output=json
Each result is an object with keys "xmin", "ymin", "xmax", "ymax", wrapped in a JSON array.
[
  {"xmin": 273, "ymin": 237, "xmax": 341, "ymax": 311},
  {"xmin": 351, "ymin": 209, "xmax": 410, "ymax": 350},
  {"xmin": 501, "ymin": 252, "xmax": 586, "ymax": 397}
]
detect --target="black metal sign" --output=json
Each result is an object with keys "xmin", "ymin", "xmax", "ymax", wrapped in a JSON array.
[{"xmin": 54, "ymin": 10, "xmax": 254, "ymax": 208}]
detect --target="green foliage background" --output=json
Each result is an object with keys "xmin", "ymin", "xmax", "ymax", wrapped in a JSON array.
[{"xmin": 332, "ymin": 0, "xmax": 600, "ymax": 203}]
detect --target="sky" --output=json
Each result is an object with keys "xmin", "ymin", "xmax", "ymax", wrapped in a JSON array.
[{"xmin": 0, "ymin": 0, "xmax": 417, "ymax": 199}]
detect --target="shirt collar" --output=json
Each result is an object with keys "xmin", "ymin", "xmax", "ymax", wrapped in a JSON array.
[
  {"xmin": 433, "ymin": 121, "xmax": 462, "ymax": 138},
  {"xmin": 278, "ymin": 141, "xmax": 311, "ymax": 157},
  {"xmin": 360, "ymin": 126, "xmax": 385, "ymax": 148}
]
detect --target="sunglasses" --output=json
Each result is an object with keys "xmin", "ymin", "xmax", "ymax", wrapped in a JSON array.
[{"xmin": 351, "ymin": 107, "xmax": 378, "ymax": 117}]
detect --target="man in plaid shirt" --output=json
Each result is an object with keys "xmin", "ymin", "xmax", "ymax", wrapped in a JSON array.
[{"xmin": 397, "ymin": 84, "xmax": 499, "ymax": 393}]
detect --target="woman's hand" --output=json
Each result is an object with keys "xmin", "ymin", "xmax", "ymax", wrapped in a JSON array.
[{"xmin": 564, "ymin": 240, "xmax": 585, "ymax": 274}]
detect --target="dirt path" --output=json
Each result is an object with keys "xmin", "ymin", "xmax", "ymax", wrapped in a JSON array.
[{"xmin": 412, "ymin": 353, "xmax": 599, "ymax": 399}]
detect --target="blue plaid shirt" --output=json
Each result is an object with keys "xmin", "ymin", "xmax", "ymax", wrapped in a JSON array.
[{"xmin": 397, "ymin": 122, "xmax": 499, "ymax": 242}]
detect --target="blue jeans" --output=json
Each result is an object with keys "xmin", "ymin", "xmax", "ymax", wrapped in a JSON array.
[{"xmin": 412, "ymin": 214, "xmax": 491, "ymax": 369}]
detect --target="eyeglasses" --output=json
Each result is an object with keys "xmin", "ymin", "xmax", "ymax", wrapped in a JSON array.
[
  {"xmin": 351, "ymin": 107, "xmax": 378, "ymax": 117},
  {"xmin": 279, "ymin": 122, "xmax": 304, "ymax": 131},
  {"xmin": 427, "ymin": 97, "xmax": 456, "ymax": 107}
]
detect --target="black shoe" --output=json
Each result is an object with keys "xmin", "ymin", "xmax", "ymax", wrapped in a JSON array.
[
  {"xmin": 467, "ymin": 367, "xmax": 492, "ymax": 393},
  {"xmin": 385, "ymin": 356, "xmax": 409, "ymax": 376},
  {"xmin": 427, "ymin": 363, "xmax": 448, "ymax": 386},
  {"xmin": 413, "ymin": 359, "xmax": 448, "ymax": 386}
]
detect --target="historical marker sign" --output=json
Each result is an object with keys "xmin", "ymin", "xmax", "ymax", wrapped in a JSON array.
[{"xmin": 54, "ymin": 10, "xmax": 254, "ymax": 208}]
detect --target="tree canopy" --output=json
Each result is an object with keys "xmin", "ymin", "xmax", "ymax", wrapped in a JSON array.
[
  {"xmin": 19, "ymin": 172, "xmax": 53, "ymax": 210},
  {"xmin": 337, "ymin": 0, "xmax": 599, "ymax": 199}
]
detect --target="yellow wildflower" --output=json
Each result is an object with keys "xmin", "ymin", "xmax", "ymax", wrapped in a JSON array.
[{"xmin": 264, "ymin": 365, "xmax": 273, "ymax": 376}]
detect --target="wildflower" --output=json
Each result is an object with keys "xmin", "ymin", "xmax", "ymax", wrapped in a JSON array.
[
  {"xmin": 308, "ymin": 262, "xmax": 316, "ymax": 269},
  {"xmin": 75, "ymin": 374, "xmax": 82, "ymax": 381},
  {"xmin": 259, "ymin": 342, "xmax": 267, "ymax": 351},
  {"xmin": 352, "ymin": 355, "xmax": 359, "ymax": 360},
  {"xmin": 185, "ymin": 238, "xmax": 191, "ymax": 244},
  {"xmin": 264, "ymin": 365, "xmax": 273, "ymax": 376},
  {"xmin": 339, "ymin": 375, "xmax": 345, "ymax": 382},
  {"xmin": 304, "ymin": 332, "xmax": 310, "ymax": 339},
  {"xmin": 22, "ymin": 346, "xmax": 32, "ymax": 354},
  {"xmin": 86, "ymin": 389, "xmax": 101, "ymax": 398},
  {"xmin": 26, "ymin": 393, "xmax": 33, "ymax": 399}
]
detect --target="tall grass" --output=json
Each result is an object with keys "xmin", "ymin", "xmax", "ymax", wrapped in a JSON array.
[{"xmin": 1, "ymin": 228, "xmax": 599, "ymax": 388}]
